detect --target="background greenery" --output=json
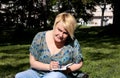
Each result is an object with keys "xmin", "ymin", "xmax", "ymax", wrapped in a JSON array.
[
  {"xmin": 0, "ymin": 26, "xmax": 120, "ymax": 78},
  {"xmin": 0, "ymin": 0, "xmax": 120, "ymax": 35},
  {"xmin": 0, "ymin": 0, "xmax": 120, "ymax": 78}
]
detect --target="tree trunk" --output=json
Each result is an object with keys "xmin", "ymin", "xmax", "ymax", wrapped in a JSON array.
[
  {"xmin": 112, "ymin": 0, "xmax": 120, "ymax": 34},
  {"xmin": 42, "ymin": 0, "xmax": 47, "ymax": 30}
]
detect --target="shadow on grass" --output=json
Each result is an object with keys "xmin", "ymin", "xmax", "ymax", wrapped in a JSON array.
[
  {"xmin": 86, "ymin": 51, "xmax": 118, "ymax": 61},
  {"xmin": 0, "ymin": 47, "xmax": 29, "ymax": 54},
  {"xmin": 75, "ymin": 26, "xmax": 120, "ymax": 62},
  {"xmin": 0, "ymin": 63, "xmax": 29, "ymax": 78},
  {"xmin": 0, "ymin": 54, "xmax": 29, "ymax": 61},
  {"xmin": 0, "ymin": 26, "xmax": 120, "ymax": 77},
  {"xmin": 75, "ymin": 26, "xmax": 120, "ymax": 46},
  {"xmin": 0, "ymin": 25, "xmax": 120, "ymax": 46}
]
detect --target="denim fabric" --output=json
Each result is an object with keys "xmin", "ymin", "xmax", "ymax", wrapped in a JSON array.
[
  {"xmin": 43, "ymin": 71, "xmax": 67, "ymax": 78},
  {"xmin": 15, "ymin": 69, "xmax": 43, "ymax": 78},
  {"xmin": 15, "ymin": 69, "xmax": 67, "ymax": 78}
]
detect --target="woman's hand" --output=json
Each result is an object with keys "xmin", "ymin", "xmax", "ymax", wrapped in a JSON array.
[{"xmin": 50, "ymin": 61, "xmax": 60, "ymax": 70}]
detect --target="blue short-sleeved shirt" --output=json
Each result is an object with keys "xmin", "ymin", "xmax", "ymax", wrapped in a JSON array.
[{"xmin": 29, "ymin": 31, "xmax": 83, "ymax": 72}]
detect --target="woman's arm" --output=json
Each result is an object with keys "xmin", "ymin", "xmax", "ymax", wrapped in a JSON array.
[
  {"xmin": 64, "ymin": 61, "xmax": 83, "ymax": 74},
  {"xmin": 29, "ymin": 53, "xmax": 50, "ymax": 71},
  {"xmin": 68, "ymin": 61, "xmax": 83, "ymax": 72},
  {"xmin": 29, "ymin": 53, "xmax": 60, "ymax": 71}
]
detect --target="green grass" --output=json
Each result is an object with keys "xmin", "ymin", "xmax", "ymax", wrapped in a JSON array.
[
  {"xmin": 0, "ymin": 45, "xmax": 30, "ymax": 78},
  {"xmin": 76, "ymin": 27, "xmax": 120, "ymax": 78},
  {"xmin": 0, "ymin": 26, "xmax": 120, "ymax": 78},
  {"xmin": 81, "ymin": 42, "xmax": 120, "ymax": 78}
]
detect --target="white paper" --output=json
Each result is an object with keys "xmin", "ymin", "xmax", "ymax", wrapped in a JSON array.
[{"xmin": 52, "ymin": 63, "xmax": 73, "ymax": 71}]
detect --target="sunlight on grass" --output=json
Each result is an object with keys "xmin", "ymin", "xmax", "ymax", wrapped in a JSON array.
[
  {"xmin": 81, "ymin": 40, "xmax": 120, "ymax": 78},
  {"xmin": 1, "ymin": 40, "xmax": 120, "ymax": 78},
  {"xmin": 0, "ymin": 44, "xmax": 30, "ymax": 78},
  {"xmin": 0, "ymin": 27, "xmax": 120, "ymax": 78}
]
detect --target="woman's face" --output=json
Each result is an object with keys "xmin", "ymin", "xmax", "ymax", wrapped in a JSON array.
[{"xmin": 53, "ymin": 21, "xmax": 69, "ymax": 43}]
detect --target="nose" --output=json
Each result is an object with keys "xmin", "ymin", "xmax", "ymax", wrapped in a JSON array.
[{"xmin": 59, "ymin": 32, "xmax": 63, "ymax": 37}]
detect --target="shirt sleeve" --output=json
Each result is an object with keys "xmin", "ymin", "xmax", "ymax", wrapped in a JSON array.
[
  {"xmin": 29, "ymin": 32, "xmax": 42, "ymax": 60},
  {"xmin": 73, "ymin": 39, "xmax": 83, "ymax": 63}
]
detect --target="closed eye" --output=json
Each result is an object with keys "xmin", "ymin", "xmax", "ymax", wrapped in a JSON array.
[{"xmin": 58, "ymin": 28, "xmax": 68, "ymax": 35}]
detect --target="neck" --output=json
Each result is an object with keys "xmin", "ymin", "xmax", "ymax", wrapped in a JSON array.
[{"xmin": 54, "ymin": 41, "xmax": 65, "ymax": 48}]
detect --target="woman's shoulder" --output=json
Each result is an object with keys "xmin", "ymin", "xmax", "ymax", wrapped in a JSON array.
[
  {"xmin": 36, "ymin": 30, "xmax": 52, "ymax": 36},
  {"xmin": 35, "ymin": 31, "xmax": 47, "ymax": 37},
  {"xmin": 67, "ymin": 38, "xmax": 80, "ymax": 47},
  {"xmin": 37, "ymin": 31, "xmax": 46, "ymax": 35}
]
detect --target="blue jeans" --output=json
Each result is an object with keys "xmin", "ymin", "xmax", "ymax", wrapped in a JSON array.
[
  {"xmin": 43, "ymin": 72, "xmax": 67, "ymax": 78},
  {"xmin": 15, "ymin": 69, "xmax": 67, "ymax": 78}
]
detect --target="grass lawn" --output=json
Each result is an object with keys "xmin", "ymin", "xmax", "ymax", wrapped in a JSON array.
[{"xmin": 0, "ymin": 26, "xmax": 120, "ymax": 78}]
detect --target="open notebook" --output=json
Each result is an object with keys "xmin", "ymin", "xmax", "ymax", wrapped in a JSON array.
[{"xmin": 52, "ymin": 63, "xmax": 73, "ymax": 71}]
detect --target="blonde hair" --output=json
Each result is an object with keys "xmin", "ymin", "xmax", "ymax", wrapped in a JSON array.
[{"xmin": 53, "ymin": 12, "xmax": 77, "ymax": 40}]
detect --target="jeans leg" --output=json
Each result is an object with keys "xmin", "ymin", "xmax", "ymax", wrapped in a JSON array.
[
  {"xmin": 15, "ymin": 69, "xmax": 41, "ymax": 78},
  {"xmin": 43, "ymin": 71, "xmax": 67, "ymax": 78}
]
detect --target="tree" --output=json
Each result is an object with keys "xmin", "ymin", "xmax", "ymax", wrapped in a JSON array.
[
  {"xmin": 112, "ymin": 0, "xmax": 120, "ymax": 34},
  {"xmin": 92, "ymin": 0, "xmax": 120, "ymax": 34}
]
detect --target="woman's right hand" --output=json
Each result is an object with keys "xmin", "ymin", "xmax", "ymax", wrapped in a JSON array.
[{"xmin": 50, "ymin": 61, "xmax": 60, "ymax": 70}]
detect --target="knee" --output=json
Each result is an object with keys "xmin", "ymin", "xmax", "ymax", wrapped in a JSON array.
[
  {"xmin": 45, "ymin": 72, "xmax": 67, "ymax": 78},
  {"xmin": 54, "ymin": 72, "xmax": 64, "ymax": 77},
  {"xmin": 54, "ymin": 72, "xmax": 67, "ymax": 78},
  {"xmin": 15, "ymin": 73, "xmax": 22, "ymax": 78}
]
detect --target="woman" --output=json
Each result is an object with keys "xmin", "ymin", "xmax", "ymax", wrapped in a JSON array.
[{"xmin": 15, "ymin": 12, "xmax": 83, "ymax": 78}]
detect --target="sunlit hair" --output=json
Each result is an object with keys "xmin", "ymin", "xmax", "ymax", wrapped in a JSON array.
[{"xmin": 53, "ymin": 12, "xmax": 77, "ymax": 40}]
